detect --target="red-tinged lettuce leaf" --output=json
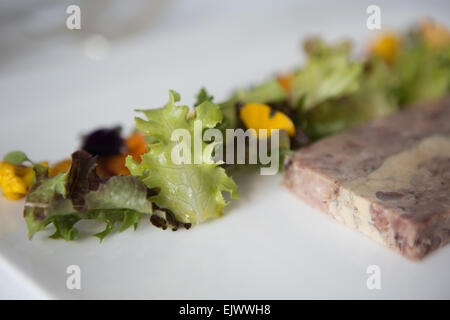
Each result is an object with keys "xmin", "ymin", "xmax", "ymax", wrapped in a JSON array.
[
  {"xmin": 65, "ymin": 150, "xmax": 102, "ymax": 212},
  {"xmin": 23, "ymin": 150, "xmax": 177, "ymax": 241}
]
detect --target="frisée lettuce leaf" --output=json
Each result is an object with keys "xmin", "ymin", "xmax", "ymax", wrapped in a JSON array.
[{"xmin": 126, "ymin": 90, "xmax": 239, "ymax": 225}]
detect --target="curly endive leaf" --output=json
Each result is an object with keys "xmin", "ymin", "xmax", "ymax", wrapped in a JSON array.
[{"xmin": 126, "ymin": 90, "xmax": 239, "ymax": 225}]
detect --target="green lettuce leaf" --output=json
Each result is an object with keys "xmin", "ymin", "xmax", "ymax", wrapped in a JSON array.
[
  {"xmin": 393, "ymin": 41, "xmax": 450, "ymax": 105},
  {"xmin": 194, "ymin": 87, "xmax": 214, "ymax": 107},
  {"xmin": 291, "ymin": 38, "xmax": 363, "ymax": 110},
  {"xmin": 234, "ymin": 79, "xmax": 287, "ymax": 104},
  {"xmin": 126, "ymin": 90, "xmax": 239, "ymax": 225},
  {"xmin": 302, "ymin": 56, "xmax": 399, "ymax": 140},
  {"xmin": 3, "ymin": 150, "xmax": 31, "ymax": 165},
  {"xmin": 24, "ymin": 150, "xmax": 156, "ymax": 241}
]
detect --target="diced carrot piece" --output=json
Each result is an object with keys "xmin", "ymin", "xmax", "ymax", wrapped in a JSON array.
[
  {"xmin": 102, "ymin": 154, "xmax": 130, "ymax": 176},
  {"xmin": 49, "ymin": 159, "xmax": 71, "ymax": 177},
  {"xmin": 277, "ymin": 73, "xmax": 294, "ymax": 92},
  {"xmin": 126, "ymin": 132, "xmax": 148, "ymax": 162}
]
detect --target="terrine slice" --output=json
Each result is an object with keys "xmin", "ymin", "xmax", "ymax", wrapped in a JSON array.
[{"xmin": 283, "ymin": 96, "xmax": 450, "ymax": 260}]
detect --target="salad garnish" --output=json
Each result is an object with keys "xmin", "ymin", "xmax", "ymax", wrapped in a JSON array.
[
  {"xmin": 126, "ymin": 90, "xmax": 239, "ymax": 225},
  {"xmin": 0, "ymin": 19, "xmax": 448, "ymax": 241},
  {"xmin": 24, "ymin": 150, "xmax": 155, "ymax": 240}
]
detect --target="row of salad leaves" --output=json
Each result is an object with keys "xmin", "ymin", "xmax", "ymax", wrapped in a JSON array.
[
  {"xmin": 7, "ymin": 93, "xmax": 238, "ymax": 240},
  {"xmin": 221, "ymin": 23, "xmax": 450, "ymax": 141},
  {"xmin": 2, "ymin": 20, "xmax": 450, "ymax": 241}
]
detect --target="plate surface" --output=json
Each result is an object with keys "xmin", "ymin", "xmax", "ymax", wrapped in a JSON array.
[{"xmin": 0, "ymin": 0, "xmax": 449, "ymax": 299}]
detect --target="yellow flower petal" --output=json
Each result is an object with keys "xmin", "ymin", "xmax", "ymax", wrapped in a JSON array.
[
  {"xmin": 239, "ymin": 103, "xmax": 296, "ymax": 138},
  {"xmin": 369, "ymin": 32, "xmax": 401, "ymax": 64}
]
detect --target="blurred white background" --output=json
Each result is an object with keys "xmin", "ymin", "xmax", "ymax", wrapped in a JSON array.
[{"xmin": 0, "ymin": 0, "xmax": 449, "ymax": 299}]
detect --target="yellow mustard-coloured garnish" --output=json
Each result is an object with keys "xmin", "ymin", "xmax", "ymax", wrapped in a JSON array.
[
  {"xmin": 369, "ymin": 32, "xmax": 401, "ymax": 64},
  {"xmin": 0, "ymin": 161, "xmax": 49, "ymax": 200},
  {"xmin": 0, "ymin": 162, "xmax": 32, "ymax": 200},
  {"xmin": 421, "ymin": 20, "xmax": 450, "ymax": 50},
  {"xmin": 239, "ymin": 103, "xmax": 296, "ymax": 138}
]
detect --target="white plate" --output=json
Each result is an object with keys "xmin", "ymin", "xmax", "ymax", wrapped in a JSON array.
[{"xmin": 0, "ymin": 0, "xmax": 449, "ymax": 299}]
